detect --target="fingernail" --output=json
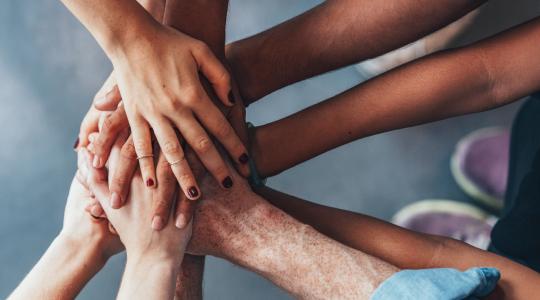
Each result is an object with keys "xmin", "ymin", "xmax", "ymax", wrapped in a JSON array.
[
  {"xmin": 228, "ymin": 91, "xmax": 236, "ymax": 104},
  {"xmin": 92, "ymin": 155, "xmax": 101, "ymax": 168},
  {"xmin": 73, "ymin": 137, "xmax": 79, "ymax": 150},
  {"xmin": 152, "ymin": 216, "xmax": 164, "ymax": 230},
  {"xmin": 146, "ymin": 178, "xmax": 155, "ymax": 187},
  {"xmin": 95, "ymin": 94, "xmax": 106, "ymax": 105},
  {"xmin": 176, "ymin": 214, "xmax": 187, "ymax": 229},
  {"xmin": 188, "ymin": 187, "xmax": 199, "ymax": 199},
  {"xmin": 91, "ymin": 205, "xmax": 103, "ymax": 218},
  {"xmin": 222, "ymin": 176, "xmax": 233, "ymax": 189},
  {"xmin": 111, "ymin": 192, "xmax": 122, "ymax": 209},
  {"xmin": 239, "ymin": 153, "xmax": 249, "ymax": 164}
]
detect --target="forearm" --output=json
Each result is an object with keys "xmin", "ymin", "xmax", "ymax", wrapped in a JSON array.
[
  {"xmin": 256, "ymin": 187, "xmax": 540, "ymax": 299},
  {"xmin": 60, "ymin": 0, "xmax": 159, "ymax": 58},
  {"xmin": 163, "ymin": 0, "xmax": 228, "ymax": 57},
  {"xmin": 119, "ymin": 255, "xmax": 180, "ymax": 300},
  {"xmin": 210, "ymin": 191, "xmax": 398, "ymax": 299},
  {"xmin": 227, "ymin": 0, "xmax": 485, "ymax": 104},
  {"xmin": 174, "ymin": 255, "xmax": 205, "ymax": 300},
  {"xmin": 252, "ymin": 17, "xmax": 540, "ymax": 177},
  {"xmin": 9, "ymin": 234, "xmax": 106, "ymax": 300}
]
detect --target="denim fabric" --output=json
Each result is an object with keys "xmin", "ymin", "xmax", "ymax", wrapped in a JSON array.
[{"xmin": 370, "ymin": 267, "xmax": 500, "ymax": 300}]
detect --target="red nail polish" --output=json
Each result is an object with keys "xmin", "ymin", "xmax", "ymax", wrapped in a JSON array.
[
  {"xmin": 222, "ymin": 176, "xmax": 233, "ymax": 189},
  {"xmin": 146, "ymin": 178, "xmax": 155, "ymax": 187},
  {"xmin": 188, "ymin": 187, "xmax": 199, "ymax": 198},
  {"xmin": 73, "ymin": 138, "xmax": 79, "ymax": 149},
  {"xmin": 239, "ymin": 153, "xmax": 249, "ymax": 164}
]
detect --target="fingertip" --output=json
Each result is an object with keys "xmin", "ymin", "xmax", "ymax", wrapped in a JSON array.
[
  {"xmin": 110, "ymin": 192, "xmax": 122, "ymax": 209},
  {"xmin": 175, "ymin": 213, "xmax": 188, "ymax": 229},
  {"xmin": 187, "ymin": 186, "xmax": 200, "ymax": 200},
  {"xmin": 146, "ymin": 178, "xmax": 156, "ymax": 188},
  {"xmin": 152, "ymin": 216, "xmax": 165, "ymax": 231}
]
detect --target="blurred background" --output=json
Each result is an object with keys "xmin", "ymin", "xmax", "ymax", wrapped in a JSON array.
[{"xmin": 1, "ymin": 0, "xmax": 540, "ymax": 299}]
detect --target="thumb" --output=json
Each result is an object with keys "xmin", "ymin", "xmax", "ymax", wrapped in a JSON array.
[{"xmin": 94, "ymin": 85, "xmax": 122, "ymax": 111}]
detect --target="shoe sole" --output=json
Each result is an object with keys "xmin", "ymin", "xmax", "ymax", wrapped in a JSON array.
[
  {"xmin": 392, "ymin": 199, "xmax": 497, "ymax": 227},
  {"xmin": 450, "ymin": 127, "xmax": 507, "ymax": 211}
]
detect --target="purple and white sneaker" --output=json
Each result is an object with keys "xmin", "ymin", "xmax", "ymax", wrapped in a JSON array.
[
  {"xmin": 451, "ymin": 127, "xmax": 510, "ymax": 210},
  {"xmin": 392, "ymin": 200, "xmax": 497, "ymax": 250}
]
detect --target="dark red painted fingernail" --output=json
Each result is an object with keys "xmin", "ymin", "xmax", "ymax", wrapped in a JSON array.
[
  {"xmin": 146, "ymin": 178, "xmax": 155, "ymax": 187},
  {"xmin": 239, "ymin": 153, "xmax": 249, "ymax": 164},
  {"xmin": 228, "ymin": 91, "xmax": 236, "ymax": 104},
  {"xmin": 222, "ymin": 176, "xmax": 233, "ymax": 189},
  {"xmin": 73, "ymin": 138, "xmax": 80, "ymax": 149},
  {"xmin": 188, "ymin": 187, "xmax": 199, "ymax": 198}
]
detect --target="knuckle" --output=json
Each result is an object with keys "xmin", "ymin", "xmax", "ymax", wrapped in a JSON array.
[
  {"xmin": 193, "ymin": 41, "xmax": 209, "ymax": 54},
  {"xmin": 194, "ymin": 136, "xmax": 212, "ymax": 154},
  {"xmin": 181, "ymin": 87, "xmax": 201, "ymax": 107},
  {"xmin": 215, "ymin": 123, "xmax": 233, "ymax": 139},
  {"xmin": 133, "ymin": 139, "xmax": 150, "ymax": 153},
  {"xmin": 102, "ymin": 116, "xmax": 118, "ymax": 132},
  {"xmin": 121, "ymin": 142, "xmax": 138, "ymax": 159},
  {"xmin": 216, "ymin": 69, "xmax": 230, "ymax": 86},
  {"xmin": 162, "ymin": 140, "xmax": 181, "ymax": 155},
  {"xmin": 178, "ymin": 173, "xmax": 193, "ymax": 185},
  {"xmin": 111, "ymin": 177, "xmax": 127, "ymax": 190}
]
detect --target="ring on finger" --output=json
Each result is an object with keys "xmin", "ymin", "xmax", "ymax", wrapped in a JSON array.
[{"xmin": 169, "ymin": 157, "xmax": 185, "ymax": 166}]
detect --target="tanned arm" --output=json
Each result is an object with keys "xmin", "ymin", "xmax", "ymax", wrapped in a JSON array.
[
  {"xmin": 250, "ymin": 16, "xmax": 540, "ymax": 177},
  {"xmin": 226, "ymin": 0, "xmax": 486, "ymax": 104}
]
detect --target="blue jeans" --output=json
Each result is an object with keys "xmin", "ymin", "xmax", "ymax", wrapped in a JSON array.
[{"xmin": 371, "ymin": 267, "xmax": 500, "ymax": 300}]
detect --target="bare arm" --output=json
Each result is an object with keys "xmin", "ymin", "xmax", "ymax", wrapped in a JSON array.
[
  {"xmin": 8, "ymin": 236, "xmax": 106, "ymax": 300},
  {"xmin": 255, "ymin": 186, "xmax": 540, "ymax": 299},
  {"xmin": 8, "ymin": 178, "xmax": 123, "ymax": 300},
  {"xmin": 251, "ymin": 16, "xmax": 540, "ymax": 177},
  {"xmin": 226, "ymin": 0, "xmax": 486, "ymax": 104}
]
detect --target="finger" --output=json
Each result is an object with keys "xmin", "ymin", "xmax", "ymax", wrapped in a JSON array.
[
  {"xmin": 93, "ymin": 105, "xmax": 129, "ymax": 168},
  {"xmin": 130, "ymin": 116, "xmax": 156, "ymax": 189},
  {"xmin": 175, "ymin": 191, "xmax": 198, "ymax": 229},
  {"xmin": 109, "ymin": 135, "xmax": 138, "ymax": 208},
  {"xmin": 193, "ymin": 96, "xmax": 249, "ymax": 171},
  {"xmin": 191, "ymin": 42, "xmax": 232, "ymax": 106},
  {"xmin": 78, "ymin": 106, "xmax": 101, "ymax": 149},
  {"xmin": 151, "ymin": 119, "xmax": 200, "ymax": 200},
  {"xmin": 151, "ymin": 152, "xmax": 178, "ymax": 230},
  {"xmin": 79, "ymin": 149, "xmax": 112, "ymax": 206},
  {"xmin": 95, "ymin": 85, "xmax": 122, "ymax": 111},
  {"xmin": 77, "ymin": 149, "xmax": 107, "ymax": 184},
  {"xmin": 173, "ymin": 114, "xmax": 233, "ymax": 190}
]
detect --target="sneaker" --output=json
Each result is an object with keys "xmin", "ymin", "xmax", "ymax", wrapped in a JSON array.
[
  {"xmin": 355, "ymin": 8, "xmax": 480, "ymax": 78},
  {"xmin": 392, "ymin": 200, "xmax": 497, "ymax": 250},
  {"xmin": 451, "ymin": 128, "xmax": 510, "ymax": 211}
]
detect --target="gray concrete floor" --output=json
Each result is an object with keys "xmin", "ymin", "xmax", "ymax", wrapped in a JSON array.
[{"xmin": 1, "ymin": 0, "xmax": 539, "ymax": 299}]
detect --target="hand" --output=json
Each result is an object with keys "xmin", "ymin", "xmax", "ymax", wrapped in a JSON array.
[
  {"xmin": 100, "ymin": 23, "xmax": 249, "ymax": 202},
  {"xmin": 87, "ymin": 81, "xmax": 251, "ymax": 231},
  {"xmin": 76, "ymin": 72, "xmax": 124, "ymax": 150},
  {"xmin": 80, "ymin": 144, "xmax": 192, "ymax": 263},
  {"xmin": 60, "ymin": 174, "xmax": 123, "ymax": 263}
]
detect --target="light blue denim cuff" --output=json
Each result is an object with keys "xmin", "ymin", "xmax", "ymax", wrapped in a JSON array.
[{"xmin": 371, "ymin": 267, "xmax": 500, "ymax": 300}]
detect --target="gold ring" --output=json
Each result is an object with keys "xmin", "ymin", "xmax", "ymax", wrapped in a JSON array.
[{"xmin": 169, "ymin": 158, "xmax": 185, "ymax": 166}]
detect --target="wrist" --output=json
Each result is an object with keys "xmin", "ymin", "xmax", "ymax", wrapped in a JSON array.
[
  {"xmin": 53, "ymin": 234, "xmax": 107, "ymax": 272},
  {"xmin": 102, "ymin": 13, "xmax": 161, "ymax": 62},
  {"xmin": 126, "ymin": 252, "xmax": 181, "ymax": 275}
]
